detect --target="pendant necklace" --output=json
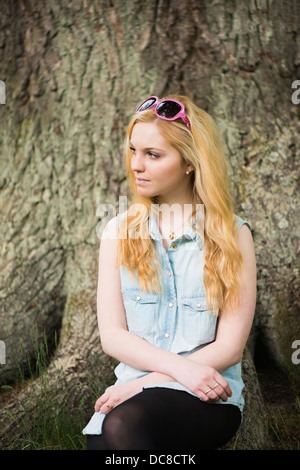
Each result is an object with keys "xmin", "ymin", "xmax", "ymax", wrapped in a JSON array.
[{"xmin": 160, "ymin": 214, "xmax": 193, "ymax": 240}]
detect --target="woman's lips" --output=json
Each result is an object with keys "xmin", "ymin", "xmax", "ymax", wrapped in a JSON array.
[{"xmin": 136, "ymin": 177, "xmax": 150, "ymax": 185}]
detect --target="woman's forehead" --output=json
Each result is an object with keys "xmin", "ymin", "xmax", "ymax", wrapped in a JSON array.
[{"xmin": 131, "ymin": 122, "xmax": 170, "ymax": 147}]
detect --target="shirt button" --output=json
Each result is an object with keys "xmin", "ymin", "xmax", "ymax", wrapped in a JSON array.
[
  {"xmin": 196, "ymin": 303, "xmax": 201, "ymax": 308},
  {"xmin": 168, "ymin": 272, "xmax": 172, "ymax": 277},
  {"xmin": 136, "ymin": 296, "xmax": 141, "ymax": 301},
  {"xmin": 168, "ymin": 302, "xmax": 174, "ymax": 308},
  {"xmin": 172, "ymin": 244, "xmax": 177, "ymax": 249},
  {"xmin": 164, "ymin": 333, "xmax": 170, "ymax": 338}
]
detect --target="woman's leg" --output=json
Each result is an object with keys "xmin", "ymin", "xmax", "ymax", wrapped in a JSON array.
[
  {"xmin": 92, "ymin": 387, "xmax": 241, "ymax": 450},
  {"xmin": 86, "ymin": 434, "xmax": 107, "ymax": 450}
]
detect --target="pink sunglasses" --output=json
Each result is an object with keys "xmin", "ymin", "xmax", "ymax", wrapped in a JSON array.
[{"xmin": 135, "ymin": 95, "xmax": 191, "ymax": 130}]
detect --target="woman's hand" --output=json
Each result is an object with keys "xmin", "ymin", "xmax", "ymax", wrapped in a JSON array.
[
  {"xmin": 95, "ymin": 358, "xmax": 232, "ymax": 416},
  {"xmin": 173, "ymin": 358, "xmax": 232, "ymax": 403},
  {"xmin": 95, "ymin": 379, "xmax": 143, "ymax": 415}
]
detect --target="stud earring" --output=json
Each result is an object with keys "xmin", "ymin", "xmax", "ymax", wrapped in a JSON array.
[{"xmin": 185, "ymin": 170, "xmax": 189, "ymax": 175}]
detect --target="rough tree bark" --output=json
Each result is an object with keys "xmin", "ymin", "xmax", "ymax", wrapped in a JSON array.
[{"xmin": 0, "ymin": 0, "xmax": 299, "ymax": 449}]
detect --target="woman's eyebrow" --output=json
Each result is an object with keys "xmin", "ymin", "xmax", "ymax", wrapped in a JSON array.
[
  {"xmin": 144, "ymin": 147, "xmax": 165, "ymax": 153},
  {"xmin": 129, "ymin": 142, "xmax": 165, "ymax": 153}
]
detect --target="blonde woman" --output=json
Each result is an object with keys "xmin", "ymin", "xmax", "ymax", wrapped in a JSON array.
[{"xmin": 83, "ymin": 95, "xmax": 256, "ymax": 450}]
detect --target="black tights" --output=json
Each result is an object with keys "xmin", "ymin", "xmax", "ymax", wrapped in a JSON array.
[{"xmin": 86, "ymin": 388, "xmax": 241, "ymax": 450}]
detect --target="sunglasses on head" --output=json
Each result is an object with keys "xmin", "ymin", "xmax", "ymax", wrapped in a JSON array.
[{"xmin": 135, "ymin": 96, "xmax": 191, "ymax": 130}]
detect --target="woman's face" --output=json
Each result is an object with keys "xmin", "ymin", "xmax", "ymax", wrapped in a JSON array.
[{"xmin": 130, "ymin": 122, "xmax": 193, "ymax": 203}]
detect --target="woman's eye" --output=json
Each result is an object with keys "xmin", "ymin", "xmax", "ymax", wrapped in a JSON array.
[
  {"xmin": 129, "ymin": 146, "xmax": 136, "ymax": 153},
  {"xmin": 148, "ymin": 152, "xmax": 160, "ymax": 159}
]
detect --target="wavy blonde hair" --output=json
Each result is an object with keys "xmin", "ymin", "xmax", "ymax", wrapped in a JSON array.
[{"xmin": 116, "ymin": 95, "xmax": 243, "ymax": 315}]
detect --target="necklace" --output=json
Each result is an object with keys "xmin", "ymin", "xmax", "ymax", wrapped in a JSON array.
[{"xmin": 159, "ymin": 214, "xmax": 193, "ymax": 240}]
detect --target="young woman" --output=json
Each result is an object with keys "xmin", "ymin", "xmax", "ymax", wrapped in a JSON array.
[{"xmin": 83, "ymin": 95, "xmax": 256, "ymax": 450}]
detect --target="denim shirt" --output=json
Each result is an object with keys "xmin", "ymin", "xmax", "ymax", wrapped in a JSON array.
[{"xmin": 83, "ymin": 212, "xmax": 250, "ymax": 435}]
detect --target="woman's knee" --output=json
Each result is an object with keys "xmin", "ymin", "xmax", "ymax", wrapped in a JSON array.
[
  {"xmin": 101, "ymin": 399, "xmax": 153, "ymax": 449},
  {"xmin": 102, "ymin": 408, "xmax": 125, "ymax": 442}
]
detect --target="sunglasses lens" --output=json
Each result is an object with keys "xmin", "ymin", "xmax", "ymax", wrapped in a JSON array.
[
  {"xmin": 137, "ymin": 97, "xmax": 157, "ymax": 112},
  {"xmin": 156, "ymin": 101, "xmax": 181, "ymax": 119}
]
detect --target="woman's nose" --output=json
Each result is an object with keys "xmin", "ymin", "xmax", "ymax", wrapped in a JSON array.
[{"xmin": 131, "ymin": 152, "xmax": 145, "ymax": 173}]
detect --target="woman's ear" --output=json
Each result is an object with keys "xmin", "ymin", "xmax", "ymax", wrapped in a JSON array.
[{"xmin": 185, "ymin": 166, "xmax": 194, "ymax": 175}]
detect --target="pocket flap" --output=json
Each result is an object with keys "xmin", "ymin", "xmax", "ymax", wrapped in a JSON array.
[
  {"xmin": 181, "ymin": 294, "xmax": 207, "ymax": 311},
  {"xmin": 122, "ymin": 289, "xmax": 159, "ymax": 304}
]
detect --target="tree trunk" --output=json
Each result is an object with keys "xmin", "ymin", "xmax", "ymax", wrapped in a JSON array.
[{"xmin": 0, "ymin": 0, "xmax": 298, "ymax": 449}]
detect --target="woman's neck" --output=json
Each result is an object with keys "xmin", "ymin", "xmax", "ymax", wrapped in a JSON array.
[
  {"xmin": 153, "ymin": 198, "xmax": 194, "ymax": 243},
  {"xmin": 158, "ymin": 189, "xmax": 195, "ymax": 213}
]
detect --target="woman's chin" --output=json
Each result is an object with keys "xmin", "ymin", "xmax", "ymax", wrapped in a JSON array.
[{"xmin": 136, "ymin": 187, "xmax": 155, "ymax": 197}]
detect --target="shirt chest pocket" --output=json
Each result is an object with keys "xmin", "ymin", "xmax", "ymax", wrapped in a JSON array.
[
  {"xmin": 181, "ymin": 295, "xmax": 217, "ymax": 346},
  {"xmin": 121, "ymin": 289, "xmax": 158, "ymax": 338}
]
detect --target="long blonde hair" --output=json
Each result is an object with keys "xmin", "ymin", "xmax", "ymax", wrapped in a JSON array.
[{"xmin": 116, "ymin": 95, "xmax": 243, "ymax": 315}]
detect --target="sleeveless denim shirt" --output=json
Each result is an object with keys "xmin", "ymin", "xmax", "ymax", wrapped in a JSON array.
[{"xmin": 83, "ymin": 212, "xmax": 250, "ymax": 435}]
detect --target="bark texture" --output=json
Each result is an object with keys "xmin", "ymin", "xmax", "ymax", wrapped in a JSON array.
[{"xmin": 0, "ymin": 0, "xmax": 299, "ymax": 449}]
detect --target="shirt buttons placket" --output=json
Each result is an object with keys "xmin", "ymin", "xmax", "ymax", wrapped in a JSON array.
[
  {"xmin": 164, "ymin": 302, "xmax": 174, "ymax": 341},
  {"xmin": 164, "ymin": 254, "xmax": 176, "ymax": 347}
]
